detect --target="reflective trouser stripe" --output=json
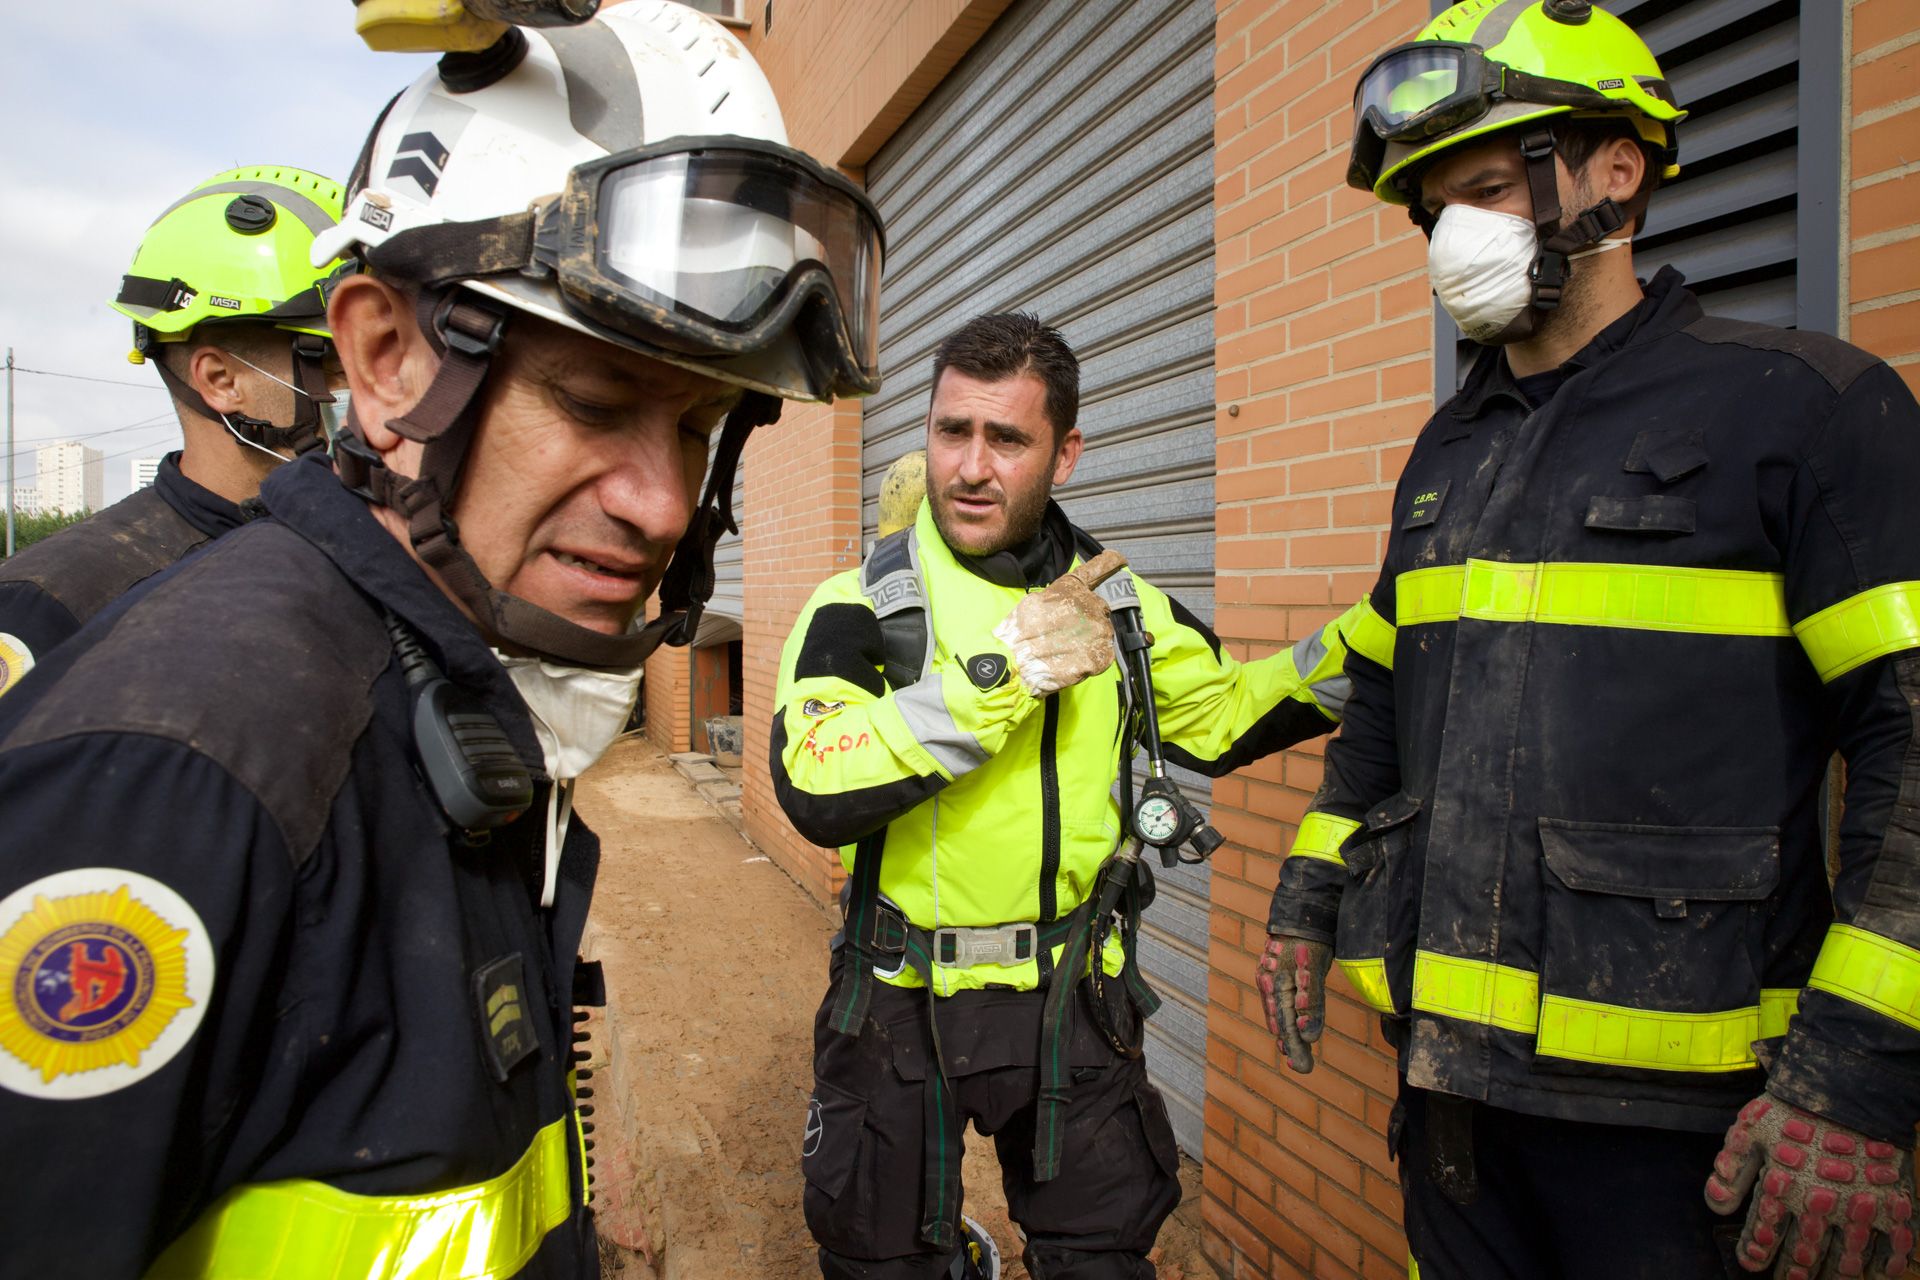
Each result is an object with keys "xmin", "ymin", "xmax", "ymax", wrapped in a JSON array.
[
  {"xmin": 1396, "ymin": 560, "xmax": 1792, "ymax": 636},
  {"xmin": 1338, "ymin": 957, "xmax": 1394, "ymax": 1013},
  {"xmin": 1795, "ymin": 581, "xmax": 1920, "ymax": 682},
  {"xmin": 1346, "ymin": 598, "xmax": 1397, "ymax": 670},
  {"xmin": 1289, "ymin": 811, "xmax": 1362, "ymax": 867},
  {"xmin": 1330, "ymin": 950, "xmax": 1802, "ymax": 1072},
  {"xmin": 1808, "ymin": 923, "xmax": 1920, "ymax": 1031},
  {"xmin": 145, "ymin": 1115, "xmax": 575, "ymax": 1280}
]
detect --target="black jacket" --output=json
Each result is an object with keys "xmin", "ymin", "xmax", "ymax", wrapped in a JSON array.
[
  {"xmin": 0, "ymin": 455, "xmax": 598, "ymax": 1276},
  {"xmin": 1270, "ymin": 270, "xmax": 1920, "ymax": 1140},
  {"xmin": 0, "ymin": 452, "xmax": 242, "ymax": 694}
]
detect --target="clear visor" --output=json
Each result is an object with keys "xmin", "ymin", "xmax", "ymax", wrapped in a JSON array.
[
  {"xmin": 1354, "ymin": 45, "xmax": 1476, "ymax": 138},
  {"xmin": 593, "ymin": 150, "xmax": 882, "ymax": 374}
]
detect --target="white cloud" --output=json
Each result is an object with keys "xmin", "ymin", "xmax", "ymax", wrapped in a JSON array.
[{"xmin": 0, "ymin": 3, "xmax": 433, "ymax": 503}]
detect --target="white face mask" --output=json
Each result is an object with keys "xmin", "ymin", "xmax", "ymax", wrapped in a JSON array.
[
  {"xmin": 496, "ymin": 652, "xmax": 643, "ymax": 907},
  {"xmin": 1427, "ymin": 203, "xmax": 1542, "ymax": 344}
]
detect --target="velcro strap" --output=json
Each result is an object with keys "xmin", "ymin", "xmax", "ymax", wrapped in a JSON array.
[
  {"xmin": 365, "ymin": 212, "xmax": 538, "ymax": 290},
  {"xmin": 116, "ymin": 273, "xmax": 195, "ymax": 313}
]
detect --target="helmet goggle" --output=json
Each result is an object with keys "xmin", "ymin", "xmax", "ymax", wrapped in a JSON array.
[
  {"xmin": 371, "ymin": 136, "xmax": 884, "ymax": 402},
  {"xmin": 1347, "ymin": 41, "xmax": 1628, "ymax": 193}
]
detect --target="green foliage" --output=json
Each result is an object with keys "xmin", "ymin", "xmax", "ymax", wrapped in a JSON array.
[{"xmin": 3, "ymin": 507, "xmax": 90, "ymax": 557}]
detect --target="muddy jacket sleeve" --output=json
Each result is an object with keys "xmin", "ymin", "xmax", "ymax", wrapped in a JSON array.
[
  {"xmin": 0, "ymin": 731, "xmax": 294, "ymax": 1276},
  {"xmin": 1265, "ymin": 580, "xmax": 1403, "ymax": 944},
  {"xmin": 771, "ymin": 573, "xmax": 1043, "ymax": 848},
  {"xmin": 0, "ymin": 581, "xmax": 80, "ymax": 697},
  {"xmin": 1766, "ymin": 360, "xmax": 1920, "ymax": 1140},
  {"xmin": 1144, "ymin": 583, "xmax": 1363, "ymax": 777}
]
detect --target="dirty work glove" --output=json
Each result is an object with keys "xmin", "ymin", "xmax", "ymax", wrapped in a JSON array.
[
  {"xmin": 1705, "ymin": 1091, "xmax": 1915, "ymax": 1278},
  {"xmin": 991, "ymin": 549, "xmax": 1126, "ymax": 697},
  {"xmin": 1257, "ymin": 934, "xmax": 1331, "ymax": 1073}
]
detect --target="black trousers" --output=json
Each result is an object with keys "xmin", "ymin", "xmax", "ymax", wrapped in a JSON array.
[
  {"xmin": 1397, "ymin": 1085, "xmax": 1745, "ymax": 1279},
  {"xmin": 802, "ymin": 961, "xmax": 1182, "ymax": 1279}
]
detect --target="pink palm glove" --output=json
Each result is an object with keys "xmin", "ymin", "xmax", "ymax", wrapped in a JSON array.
[
  {"xmin": 1256, "ymin": 935, "xmax": 1331, "ymax": 1073},
  {"xmin": 1705, "ymin": 1091, "xmax": 1915, "ymax": 1278}
]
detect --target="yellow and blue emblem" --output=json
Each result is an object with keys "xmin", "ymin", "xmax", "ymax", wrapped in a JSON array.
[
  {"xmin": 0, "ymin": 631, "xmax": 32, "ymax": 698},
  {"xmin": 0, "ymin": 869, "xmax": 213, "ymax": 1100}
]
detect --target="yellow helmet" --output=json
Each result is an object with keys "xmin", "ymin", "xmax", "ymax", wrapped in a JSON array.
[
  {"xmin": 877, "ymin": 450, "xmax": 926, "ymax": 537},
  {"xmin": 1347, "ymin": 0, "xmax": 1684, "ymax": 206}
]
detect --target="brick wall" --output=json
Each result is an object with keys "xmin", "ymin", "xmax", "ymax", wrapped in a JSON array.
[
  {"xmin": 739, "ymin": 398, "xmax": 865, "ymax": 905},
  {"xmin": 1205, "ymin": 3, "xmax": 1434, "ymax": 1277},
  {"xmin": 642, "ymin": 613, "xmax": 690, "ymax": 755},
  {"xmin": 1848, "ymin": 0, "xmax": 1920, "ymax": 391}
]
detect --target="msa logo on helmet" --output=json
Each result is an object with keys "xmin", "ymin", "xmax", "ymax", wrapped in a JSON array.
[
  {"xmin": 1595, "ymin": 78, "xmax": 1626, "ymax": 90},
  {"xmin": 207, "ymin": 296, "xmax": 243, "ymax": 312},
  {"xmin": 360, "ymin": 204, "xmax": 394, "ymax": 232}
]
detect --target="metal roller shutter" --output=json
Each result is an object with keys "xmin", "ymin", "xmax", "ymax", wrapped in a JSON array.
[
  {"xmin": 1438, "ymin": 0, "xmax": 1842, "ymax": 388},
  {"xmin": 863, "ymin": 0, "xmax": 1218, "ymax": 1157},
  {"xmin": 696, "ymin": 435, "xmax": 746, "ymax": 648}
]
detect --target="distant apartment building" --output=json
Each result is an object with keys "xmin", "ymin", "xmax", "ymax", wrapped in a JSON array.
[
  {"xmin": 35, "ymin": 441, "xmax": 103, "ymax": 516},
  {"xmin": 9, "ymin": 487, "xmax": 40, "ymax": 518},
  {"xmin": 130, "ymin": 456, "xmax": 163, "ymax": 492}
]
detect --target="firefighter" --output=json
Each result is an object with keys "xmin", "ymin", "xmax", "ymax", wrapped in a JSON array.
[
  {"xmin": 0, "ymin": 5, "xmax": 880, "ymax": 1275},
  {"xmin": 1260, "ymin": 3, "xmax": 1920, "ymax": 1277},
  {"xmin": 0, "ymin": 166, "xmax": 348, "ymax": 697},
  {"xmin": 776, "ymin": 311, "xmax": 1370, "ymax": 1279}
]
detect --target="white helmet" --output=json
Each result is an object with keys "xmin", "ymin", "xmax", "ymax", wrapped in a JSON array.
[{"xmin": 325, "ymin": 1, "xmax": 886, "ymax": 667}]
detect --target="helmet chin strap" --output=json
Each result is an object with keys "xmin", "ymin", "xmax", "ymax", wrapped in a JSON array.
[
  {"xmin": 333, "ymin": 289, "xmax": 782, "ymax": 668},
  {"xmin": 1515, "ymin": 125, "xmax": 1627, "ymax": 314},
  {"xmin": 146, "ymin": 329, "xmax": 335, "ymax": 457}
]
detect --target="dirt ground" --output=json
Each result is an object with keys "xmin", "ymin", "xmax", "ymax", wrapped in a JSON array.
[{"xmin": 576, "ymin": 736, "xmax": 1212, "ymax": 1279}]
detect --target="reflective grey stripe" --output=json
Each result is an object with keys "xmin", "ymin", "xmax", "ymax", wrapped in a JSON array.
[
  {"xmin": 1470, "ymin": 0, "xmax": 1533, "ymax": 49},
  {"xmin": 1096, "ymin": 572, "xmax": 1139, "ymax": 611},
  {"xmin": 543, "ymin": 22, "xmax": 647, "ymax": 153},
  {"xmin": 1291, "ymin": 627, "xmax": 1350, "ymax": 718},
  {"xmin": 150, "ymin": 181, "xmax": 337, "ymax": 237},
  {"xmin": 894, "ymin": 675, "xmax": 987, "ymax": 777}
]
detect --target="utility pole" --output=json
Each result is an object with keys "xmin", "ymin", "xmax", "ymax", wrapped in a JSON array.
[{"xmin": 5, "ymin": 348, "xmax": 14, "ymax": 560}]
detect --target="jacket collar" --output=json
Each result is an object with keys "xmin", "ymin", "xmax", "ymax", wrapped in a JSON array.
[
  {"xmin": 152, "ymin": 451, "xmax": 245, "ymax": 539},
  {"xmin": 1449, "ymin": 266, "xmax": 1704, "ymax": 421},
  {"xmin": 258, "ymin": 453, "xmax": 544, "ymax": 770},
  {"xmin": 946, "ymin": 500, "xmax": 1076, "ymax": 590}
]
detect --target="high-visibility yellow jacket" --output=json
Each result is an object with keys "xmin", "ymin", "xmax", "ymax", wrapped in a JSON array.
[
  {"xmin": 1271, "ymin": 270, "xmax": 1920, "ymax": 1140},
  {"xmin": 774, "ymin": 499, "xmax": 1359, "ymax": 995}
]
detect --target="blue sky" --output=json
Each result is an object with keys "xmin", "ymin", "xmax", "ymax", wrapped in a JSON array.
[{"xmin": 0, "ymin": 5, "xmax": 435, "ymax": 505}]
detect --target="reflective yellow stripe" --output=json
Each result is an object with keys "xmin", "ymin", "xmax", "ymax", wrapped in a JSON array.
[
  {"xmin": 1410, "ymin": 950, "xmax": 1800, "ymax": 1073},
  {"xmin": 1345, "ymin": 597, "xmax": 1397, "ymax": 670},
  {"xmin": 1537, "ymin": 993, "xmax": 1791, "ymax": 1073},
  {"xmin": 1338, "ymin": 957, "xmax": 1395, "ymax": 1014},
  {"xmin": 1795, "ymin": 581, "xmax": 1920, "ymax": 682},
  {"xmin": 1412, "ymin": 952, "xmax": 1539, "ymax": 1034},
  {"xmin": 1289, "ymin": 811, "xmax": 1362, "ymax": 867},
  {"xmin": 146, "ymin": 1116, "xmax": 574, "ymax": 1280},
  {"xmin": 1392, "ymin": 560, "xmax": 1792, "ymax": 636},
  {"xmin": 1808, "ymin": 923, "xmax": 1920, "ymax": 1031},
  {"xmin": 1396, "ymin": 565, "xmax": 1466, "ymax": 626}
]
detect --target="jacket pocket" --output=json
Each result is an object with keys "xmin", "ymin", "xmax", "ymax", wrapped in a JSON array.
[
  {"xmin": 1584, "ymin": 494, "xmax": 1696, "ymax": 535},
  {"xmin": 1535, "ymin": 818, "xmax": 1779, "ymax": 1076},
  {"xmin": 1334, "ymin": 792, "xmax": 1423, "ymax": 1015}
]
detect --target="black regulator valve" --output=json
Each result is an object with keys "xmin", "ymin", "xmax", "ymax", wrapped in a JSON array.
[{"xmin": 1131, "ymin": 776, "xmax": 1221, "ymax": 868}]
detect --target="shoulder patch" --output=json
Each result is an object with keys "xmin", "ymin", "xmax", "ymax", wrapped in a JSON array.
[
  {"xmin": 0, "ymin": 524, "xmax": 390, "ymax": 866},
  {"xmin": 0, "ymin": 632, "xmax": 32, "ymax": 698},
  {"xmin": 1682, "ymin": 316, "xmax": 1883, "ymax": 395},
  {"xmin": 796, "ymin": 602, "xmax": 887, "ymax": 698},
  {"xmin": 0, "ymin": 867, "xmax": 214, "ymax": 1100},
  {"xmin": 0, "ymin": 488, "xmax": 211, "ymax": 628}
]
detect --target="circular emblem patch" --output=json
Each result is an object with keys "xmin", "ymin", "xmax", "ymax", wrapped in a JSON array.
[
  {"xmin": 0, "ymin": 869, "xmax": 214, "ymax": 1100},
  {"xmin": 0, "ymin": 631, "xmax": 33, "ymax": 698}
]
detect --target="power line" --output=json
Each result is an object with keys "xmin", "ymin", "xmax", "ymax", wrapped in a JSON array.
[
  {"xmin": 2, "ymin": 412, "xmax": 179, "ymax": 464},
  {"xmin": 8, "ymin": 365, "xmax": 167, "ymax": 391},
  {"xmin": 26, "ymin": 429, "xmax": 181, "ymax": 481}
]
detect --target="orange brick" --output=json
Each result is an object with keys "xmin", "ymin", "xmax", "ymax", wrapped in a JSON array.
[
  {"xmin": 1289, "ymin": 217, "xmax": 1380, "ymax": 276},
  {"xmin": 1855, "ymin": 299, "xmax": 1920, "ymax": 363},
  {"xmin": 1251, "ymin": 495, "xmax": 1333, "ymax": 532},
  {"xmin": 1289, "ymin": 448, "xmax": 1376, "ymax": 493},
  {"xmin": 1292, "ymin": 370, "xmax": 1382, "ymax": 420},
  {"xmin": 1854, "ymin": 170, "xmax": 1920, "ymax": 243},
  {"xmin": 1289, "ymin": 294, "xmax": 1380, "ymax": 349},
  {"xmin": 1851, "ymin": 237, "xmax": 1920, "ymax": 305},
  {"xmin": 1333, "ymin": 316, "xmax": 1432, "ymax": 372},
  {"xmin": 1855, "ymin": 0, "xmax": 1920, "ymax": 55},
  {"xmin": 1318, "ymin": 1178, "xmax": 1407, "ymax": 1263},
  {"xmin": 1290, "ymin": 531, "xmax": 1379, "ymax": 569},
  {"xmin": 1202, "ymin": 1194, "xmax": 1273, "ymax": 1272},
  {"xmin": 1854, "ymin": 105, "xmax": 1920, "ymax": 179},
  {"xmin": 1853, "ymin": 46, "xmax": 1920, "ymax": 117},
  {"xmin": 1252, "ymin": 421, "xmax": 1336, "ymax": 464}
]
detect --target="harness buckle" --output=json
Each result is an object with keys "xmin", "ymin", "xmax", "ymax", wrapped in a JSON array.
[{"xmin": 932, "ymin": 922, "xmax": 1039, "ymax": 969}]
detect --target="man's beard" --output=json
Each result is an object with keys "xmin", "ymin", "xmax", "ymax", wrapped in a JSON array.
[{"xmin": 930, "ymin": 477, "xmax": 1052, "ymax": 557}]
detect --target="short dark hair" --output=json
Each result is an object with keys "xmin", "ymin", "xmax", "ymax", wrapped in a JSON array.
[
  {"xmin": 932, "ymin": 312, "xmax": 1080, "ymax": 442},
  {"xmin": 1553, "ymin": 118, "xmax": 1664, "ymax": 236}
]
